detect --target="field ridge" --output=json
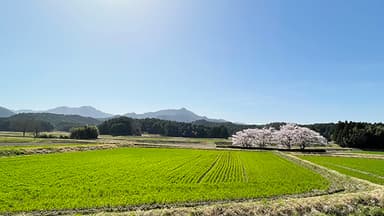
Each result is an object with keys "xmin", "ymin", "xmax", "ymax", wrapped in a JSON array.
[{"xmin": 330, "ymin": 163, "xmax": 384, "ymax": 179}]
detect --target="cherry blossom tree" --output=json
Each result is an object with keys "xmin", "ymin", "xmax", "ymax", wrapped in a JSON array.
[
  {"xmin": 232, "ymin": 123, "xmax": 328, "ymax": 149},
  {"xmin": 231, "ymin": 130, "xmax": 255, "ymax": 147},
  {"xmin": 275, "ymin": 123, "xmax": 297, "ymax": 149},
  {"xmin": 257, "ymin": 127, "xmax": 274, "ymax": 148},
  {"xmin": 294, "ymin": 126, "xmax": 328, "ymax": 149},
  {"xmin": 276, "ymin": 123, "xmax": 328, "ymax": 149},
  {"xmin": 232, "ymin": 127, "xmax": 274, "ymax": 148}
]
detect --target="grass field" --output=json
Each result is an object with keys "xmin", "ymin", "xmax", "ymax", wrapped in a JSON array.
[
  {"xmin": 0, "ymin": 131, "xmax": 228, "ymax": 149},
  {"xmin": 0, "ymin": 131, "xmax": 95, "ymax": 145},
  {"xmin": 351, "ymin": 150, "xmax": 384, "ymax": 155},
  {"xmin": 0, "ymin": 136, "xmax": 43, "ymax": 143},
  {"xmin": 0, "ymin": 143, "xmax": 102, "ymax": 150},
  {"xmin": 0, "ymin": 148, "xmax": 329, "ymax": 213},
  {"xmin": 99, "ymin": 135, "xmax": 228, "ymax": 143},
  {"xmin": 299, "ymin": 155, "xmax": 384, "ymax": 185}
]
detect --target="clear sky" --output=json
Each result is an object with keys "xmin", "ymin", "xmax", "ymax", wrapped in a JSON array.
[{"xmin": 1, "ymin": 0, "xmax": 384, "ymax": 124}]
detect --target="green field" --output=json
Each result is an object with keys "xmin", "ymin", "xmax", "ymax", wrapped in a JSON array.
[
  {"xmin": 0, "ymin": 143, "xmax": 109, "ymax": 157},
  {"xmin": 350, "ymin": 150, "xmax": 384, "ymax": 155},
  {"xmin": 0, "ymin": 136, "xmax": 43, "ymax": 143},
  {"xmin": 0, "ymin": 132, "xmax": 228, "ymax": 149},
  {"xmin": 300, "ymin": 155, "xmax": 384, "ymax": 185},
  {"xmin": 0, "ymin": 148, "xmax": 328, "ymax": 213},
  {"xmin": 0, "ymin": 131, "xmax": 95, "ymax": 145}
]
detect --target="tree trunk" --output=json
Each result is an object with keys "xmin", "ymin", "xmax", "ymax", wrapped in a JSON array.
[{"xmin": 34, "ymin": 129, "xmax": 39, "ymax": 138}]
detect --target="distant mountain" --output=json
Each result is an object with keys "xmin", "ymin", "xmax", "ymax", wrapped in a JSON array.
[
  {"xmin": 46, "ymin": 106, "xmax": 113, "ymax": 119},
  {"xmin": 125, "ymin": 108, "xmax": 227, "ymax": 123},
  {"xmin": 0, "ymin": 113, "xmax": 101, "ymax": 131},
  {"xmin": 5, "ymin": 106, "xmax": 228, "ymax": 123},
  {"xmin": 0, "ymin": 106, "xmax": 15, "ymax": 118},
  {"xmin": 15, "ymin": 109, "xmax": 36, "ymax": 114}
]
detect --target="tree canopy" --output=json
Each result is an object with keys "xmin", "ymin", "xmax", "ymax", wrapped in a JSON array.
[
  {"xmin": 333, "ymin": 121, "xmax": 384, "ymax": 149},
  {"xmin": 70, "ymin": 126, "xmax": 99, "ymax": 139}
]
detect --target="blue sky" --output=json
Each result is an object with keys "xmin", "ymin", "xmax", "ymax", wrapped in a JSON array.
[{"xmin": 1, "ymin": 0, "xmax": 384, "ymax": 123}]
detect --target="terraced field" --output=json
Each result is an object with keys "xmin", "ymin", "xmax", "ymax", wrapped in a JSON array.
[
  {"xmin": 300, "ymin": 155, "xmax": 384, "ymax": 185},
  {"xmin": 0, "ymin": 148, "xmax": 329, "ymax": 213}
]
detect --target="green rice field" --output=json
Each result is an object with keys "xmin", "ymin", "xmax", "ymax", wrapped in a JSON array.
[
  {"xmin": 350, "ymin": 150, "xmax": 384, "ymax": 155},
  {"xmin": 300, "ymin": 155, "xmax": 384, "ymax": 185},
  {"xmin": 0, "ymin": 148, "xmax": 328, "ymax": 213}
]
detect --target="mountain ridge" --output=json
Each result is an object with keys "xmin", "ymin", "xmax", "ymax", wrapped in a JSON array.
[
  {"xmin": 0, "ymin": 113, "xmax": 101, "ymax": 131},
  {"xmin": 4, "ymin": 106, "xmax": 228, "ymax": 123},
  {"xmin": 0, "ymin": 106, "xmax": 15, "ymax": 118},
  {"xmin": 45, "ymin": 106, "xmax": 113, "ymax": 119},
  {"xmin": 124, "ymin": 108, "xmax": 227, "ymax": 123}
]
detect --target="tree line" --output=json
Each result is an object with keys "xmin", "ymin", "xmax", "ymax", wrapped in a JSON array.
[
  {"xmin": 0, "ymin": 117, "xmax": 54, "ymax": 137},
  {"xmin": 333, "ymin": 121, "xmax": 384, "ymax": 149},
  {"xmin": 98, "ymin": 117, "xmax": 230, "ymax": 138},
  {"xmin": 0, "ymin": 113, "xmax": 100, "ymax": 132}
]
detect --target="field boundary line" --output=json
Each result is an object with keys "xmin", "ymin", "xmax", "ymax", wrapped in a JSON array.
[
  {"xmin": 325, "ymin": 163, "xmax": 384, "ymax": 180},
  {"xmin": 277, "ymin": 152, "xmax": 378, "ymax": 193},
  {"xmin": 302, "ymin": 152, "xmax": 384, "ymax": 160}
]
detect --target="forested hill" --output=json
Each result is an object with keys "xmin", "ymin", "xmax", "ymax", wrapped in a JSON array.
[
  {"xmin": 333, "ymin": 121, "xmax": 384, "ymax": 149},
  {"xmin": 99, "ymin": 117, "xmax": 230, "ymax": 138},
  {"xmin": 125, "ymin": 108, "xmax": 227, "ymax": 123},
  {"xmin": 0, "ymin": 113, "xmax": 101, "ymax": 132}
]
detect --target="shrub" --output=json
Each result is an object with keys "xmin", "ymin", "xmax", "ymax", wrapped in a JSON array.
[
  {"xmin": 37, "ymin": 133, "xmax": 56, "ymax": 139},
  {"xmin": 98, "ymin": 117, "xmax": 141, "ymax": 136},
  {"xmin": 59, "ymin": 135, "xmax": 69, "ymax": 139},
  {"xmin": 70, "ymin": 126, "xmax": 99, "ymax": 139}
]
